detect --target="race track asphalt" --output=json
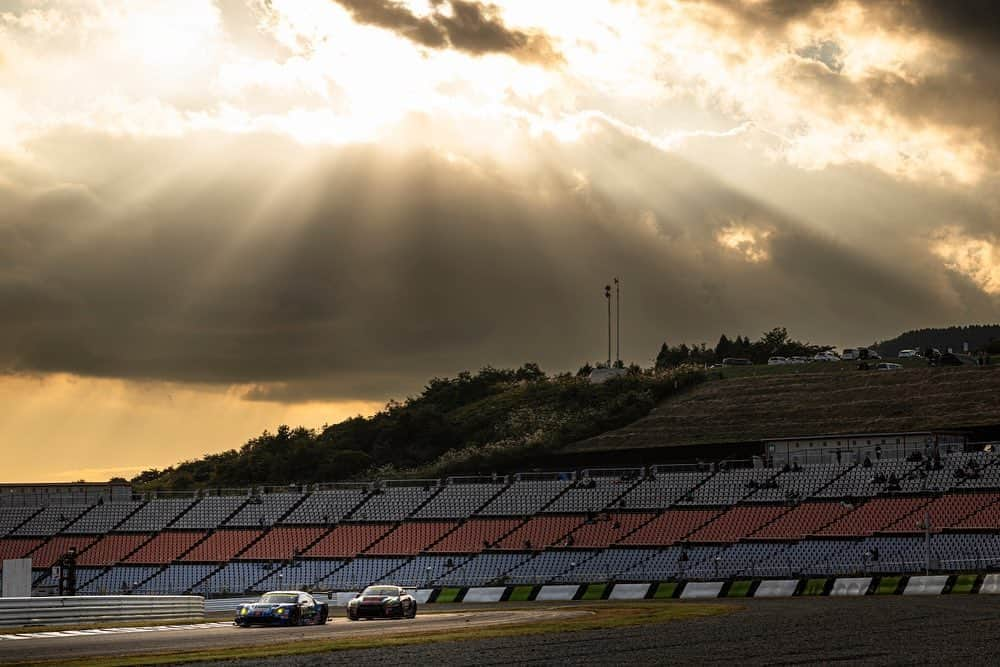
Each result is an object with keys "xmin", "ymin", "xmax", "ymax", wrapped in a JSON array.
[
  {"xmin": 5, "ymin": 597, "xmax": 1000, "ymax": 666},
  {"xmin": 185, "ymin": 597, "xmax": 1000, "ymax": 667}
]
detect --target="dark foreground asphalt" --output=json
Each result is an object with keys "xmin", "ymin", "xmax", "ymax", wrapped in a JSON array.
[{"xmin": 183, "ymin": 596, "xmax": 1000, "ymax": 667}]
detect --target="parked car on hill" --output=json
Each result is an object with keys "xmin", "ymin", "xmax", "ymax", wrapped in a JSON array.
[
  {"xmin": 813, "ymin": 351, "xmax": 840, "ymax": 362},
  {"xmin": 876, "ymin": 362, "xmax": 903, "ymax": 371},
  {"xmin": 898, "ymin": 349, "xmax": 920, "ymax": 358},
  {"xmin": 722, "ymin": 357, "xmax": 752, "ymax": 366},
  {"xmin": 767, "ymin": 356, "xmax": 788, "ymax": 365}
]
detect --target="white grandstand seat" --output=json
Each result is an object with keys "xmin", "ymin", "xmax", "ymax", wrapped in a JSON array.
[
  {"xmin": 411, "ymin": 482, "xmax": 506, "ymax": 519},
  {"xmin": 64, "ymin": 501, "xmax": 144, "ymax": 534},
  {"xmin": 12, "ymin": 506, "xmax": 91, "ymax": 536},
  {"xmin": 318, "ymin": 558, "xmax": 409, "ymax": 590},
  {"xmin": 349, "ymin": 485, "xmax": 439, "ymax": 522},
  {"xmin": 476, "ymin": 480, "xmax": 571, "ymax": 516},
  {"xmin": 281, "ymin": 489, "xmax": 368, "ymax": 524},
  {"xmin": 170, "ymin": 496, "xmax": 248, "ymax": 530},
  {"xmin": 116, "ymin": 497, "xmax": 198, "ymax": 532},
  {"xmin": 225, "ymin": 493, "xmax": 304, "ymax": 528}
]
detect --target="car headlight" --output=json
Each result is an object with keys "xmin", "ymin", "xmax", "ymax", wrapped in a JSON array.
[
  {"xmin": 240, "ymin": 608, "xmax": 248, "ymax": 616},
  {"xmin": 348, "ymin": 599, "xmax": 358, "ymax": 606},
  {"xmin": 276, "ymin": 607, "xmax": 287, "ymax": 614}
]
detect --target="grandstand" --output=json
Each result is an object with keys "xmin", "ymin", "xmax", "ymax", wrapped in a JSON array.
[{"xmin": 6, "ymin": 449, "xmax": 1000, "ymax": 596}]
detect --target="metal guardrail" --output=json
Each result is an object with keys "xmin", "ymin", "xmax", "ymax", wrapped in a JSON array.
[{"xmin": 0, "ymin": 596, "xmax": 204, "ymax": 627}]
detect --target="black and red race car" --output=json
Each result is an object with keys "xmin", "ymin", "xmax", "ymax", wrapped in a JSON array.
[{"xmin": 346, "ymin": 585, "xmax": 417, "ymax": 620}]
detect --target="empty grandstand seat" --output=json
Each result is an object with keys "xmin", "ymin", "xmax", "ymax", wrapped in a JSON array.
[
  {"xmin": 883, "ymin": 493, "xmax": 1000, "ymax": 532},
  {"xmin": 564, "ymin": 513, "xmax": 656, "ymax": 548},
  {"xmin": 65, "ymin": 501, "xmax": 144, "ymax": 534},
  {"xmin": 616, "ymin": 471, "xmax": 712, "ymax": 510},
  {"xmin": 434, "ymin": 552, "xmax": 533, "ymax": 587},
  {"xmin": 281, "ymin": 488, "xmax": 368, "ymax": 524},
  {"xmin": 477, "ymin": 479, "xmax": 571, "ymax": 516},
  {"xmin": 390, "ymin": 555, "xmax": 473, "ymax": 586},
  {"xmin": 79, "ymin": 565, "xmax": 163, "ymax": 595},
  {"xmin": 237, "ymin": 527, "xmax": 327, "ymax": 560},
  {"xmin": 675, "ymin": 468, "xmax": 780, "ymax": 506},
  {"xmin": 28, "ymin": 536, "xmax": 97, "ymax": 568},
  {"xmin": 170, "ymin": 496, "xmax": 248, "ymax": 530},
  {"xmin": 116, "ymin": 497, "xmax": 197, "ymax": 532},
  {"xmin": 0, "ymin": 507, "xmax": 42, "ymax": 537},
  {"xmin": 556, "ymin": 548, "xmax": 655, "ymax": 583},
  {"xmin": 495, "ymin": 516, "xmax": 585, "ymax": 550},
  {"xmin": 503, "ymin": 550, "xmax": 601, "ymax": 584},
  {"xmin": 681, "ymin": 542, "xmax": 789, "ymax": 579},
  {"xmin": 12, "ymin": 506, "xmax": 91, "ymax": 536},
  {"xmin": 686, "ymin": 505, "xmax": 791, "ymax": 542},
  {"xmin": 814, "ymin": 460, "xmax": 922, "ymax": 498},
  {"xmin": 303, "ymin": 524, "xmax": 393, "ymax": 558},
  {"xmin": 749, "ymin": 501, "xmax": 853, "ymax": 540},
  {"xmin": 76, "ymin": 534, "xmax": 151, "ymax": 566},
  {"xmin": 956, "ymin": 498, "xmax": 1000, "ymax": 529},
  {"xmin": 135, "ymin": 564, "xmax": 218, "ymax": 595},
  {"xmin": 365, "ymin": 521, "xmax": 459, "ymax": 555},
  {"xmin": 225, "ymin": 492, "xmax": 304, "ymax": 528},
  {"xmin": 818, "ymin": 497, "xmax": 932, "ymax": 537},
  {"xmin": 199, "ymin": 561, "xmax": 275, "ymax": 594},
  {"xmin": 412, "ymin": 482, "xmax": 506, "ymax": 519},
  {"xmin": 349, "ymin": 485, "xmax": 439, "ymax": 522},
  {"xmin": 543, "ymin": 476, "xmax": 637, "ymax": 513},
  {"xmin": 125, "ymin": 531, "xmax": 207, "ymax": 564},
  {"xmin": 746, "ymin": 464, "xmax": 853, "ymax": 502},
  {"xmin": 426, "ymin": 518, "xmax": 522, "ymax": 553},
  {"xmin": 0, "ymin": 538, "xmax": 42, "ymax": 561},
  {"xmin": 620, "ymin": 510, "xmax": 721, "ymax": 546},
  {"xmin": 180, "ymin": 529, "xmax": 262, "ymax": 562},
  {"xmin": 255, "ymin": 560, "xmax": 345, "ymax": 591},
  {"xmin": 318, "ymin": 557, "xmax": 409, "ymax": 590}
]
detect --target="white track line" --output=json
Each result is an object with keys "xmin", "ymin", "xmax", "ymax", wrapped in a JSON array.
[{"xmin": 0, "ymin": 622, "xmax": 232, "ymax": 641}]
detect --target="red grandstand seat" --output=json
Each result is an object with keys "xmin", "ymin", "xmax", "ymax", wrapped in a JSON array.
[
  {"xmin": 125, "ymin": 531, "xmax": 207, "ymax": 564},
  {"xmin": 302, "ymin": 524, "xmax": 393, "ymax": 558},
  {"xmin": 365, "ymin": 521, "xmax": 459, "ymax": 555},
  {"xmin": 0, "ymin": 538, "xmax": 42, "ymax": 561},
  {"xmin": 749, "ymin": 502, "xmax": 853, "ymax": 540},
  {"xmin": 619, "ymin": 510, "xmax": 722, "ymax": 546},
  {"xmin": 426, "ymin": 518, "xmax": 521, "ymax": 553},
  {"xmin": 817, "ymin": 497, "xmax": 932, "ymax": 537},
  {"xmin": 180, "ymin": 530, "xmax": 261, "ymax": 562},
  {"xmin": 494, "ymin": 516, "xmax": 586, "ymax": 550},
  {"xmin": 237, "ymin": 527, "xmax": 327, "ymax": 560},
  {"xmin": 686, "ymin": 505, "xmax": 791, "ymax": 542},
  {"xmin": 955, "ymin": 496, "xmax": 1000, "ymax": 529},
  {"xmin": 885, "ymin": 493, "xmax": 1000, "ymax": 532},
  {"xmin": 565, "ymin": 513, "xmax": 656, "ymax": 548},
  {"xmin": 76, "ymin": 534, "xmax": 152, "ymax": 566},
  {"xmin": 29, "ymin": 536, "xmax": 97, "ymax": 568}
]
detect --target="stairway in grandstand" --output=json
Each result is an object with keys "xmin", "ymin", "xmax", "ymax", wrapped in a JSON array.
[{"xmin": 7, "ymin": 451, "xmax": 1000, "ymax": 594}]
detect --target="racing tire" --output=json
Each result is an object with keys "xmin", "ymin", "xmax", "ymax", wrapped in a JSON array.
[
  {"xmin": 290, "ymin": 609, "xmax": 302, "ymax": 627},
  {"xmin": 318, "ymin": 608, "xmax": 329, "ymax": 625},
  {"xmin": 347, "ymin": 612, "xmax": 359, "ymax": 621},
  {"xmin": 407, "ymin": 603, "xmax": 417, "ymax": 619}
]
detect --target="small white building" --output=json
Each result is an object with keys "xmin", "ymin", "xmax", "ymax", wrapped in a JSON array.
[{"xmin": 765, "ymin": 431, "xmax": 967, "ymax": 466}]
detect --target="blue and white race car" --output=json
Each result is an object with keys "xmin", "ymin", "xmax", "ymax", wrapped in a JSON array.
[{"xmin": 235, "ymin": 591, "xmax": 329, "ymax": 627}]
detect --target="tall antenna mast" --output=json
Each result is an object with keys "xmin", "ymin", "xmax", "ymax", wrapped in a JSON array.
[
  {"xmin": 615, "ymin": 277, "xmax": 620, "ymax": 366},
  {"xmin": 604, "ymin": 283, "xmax": 611, "ymax": 368}
]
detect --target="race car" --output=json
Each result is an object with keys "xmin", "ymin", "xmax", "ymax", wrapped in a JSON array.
[
  {"xmin": 234, "ymin": 591, "xmax": 329, "ymax": 627},
  {"xmin": 346, "ymin": 585, "xmax": 417, "ymax": 620}
]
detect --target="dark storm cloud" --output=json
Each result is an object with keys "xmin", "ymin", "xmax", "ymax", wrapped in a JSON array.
[
  {"xmin": 3, "ymin": 122, "xmax": 997, "ymax": 402},
  {"xmin": 330, "ymin": 0, "xmax": 562, "ymax": 65}
]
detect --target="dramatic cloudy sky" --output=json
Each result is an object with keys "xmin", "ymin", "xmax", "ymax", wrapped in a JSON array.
[{"xmin": 1, "ymin": 0, "xmax": 998, "ymax": 481}]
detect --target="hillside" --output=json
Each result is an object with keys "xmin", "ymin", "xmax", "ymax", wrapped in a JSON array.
[
  {"xmin": 132, "ymin": 366, "xmax": 703, "ymax": 490},
  {"xmin": 874, "ymin": 324, "xmax": 1000, "ymax": 356},
  {"xmin": 569, "ymin": 366, "xmax": 1000, "ymax": 454}
]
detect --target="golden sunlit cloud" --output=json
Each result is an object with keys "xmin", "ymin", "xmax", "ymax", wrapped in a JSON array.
[
  {"xmin": 931, "ymin": 227, "xmax": 1000, "ymax": 295},
  {"xmin": 716, "ymin": 222, "xmax": 773, "ymax": 263}
]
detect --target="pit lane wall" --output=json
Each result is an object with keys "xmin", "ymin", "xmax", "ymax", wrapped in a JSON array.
[{"xmin": 0, "ymin": 596, "xmax": 204, "ymax": 627}]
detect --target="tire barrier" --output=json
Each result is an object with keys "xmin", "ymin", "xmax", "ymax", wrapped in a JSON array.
[
  {"xmin": 680, "ymin": 582, "xmax": 724, "ymax": 599},
  {"xmin": 753, "ymin": 580, "xmax": 798, "ymax": 598},
  {"xmin": 535, "ymin": 585, "xmax": 580, "ymax": 601},
  {"xmin": 830, "ymin": 577, "xmax": 873, "ymax": 596},
  {"xmin": 462, "ymin": 587, "xmax": 506, "ymax": 603},
  {"xmin": 0, "ymin": 596, "xmax": 204, "ymax": 628},
  {"xmin": 608, "ymin": 583, "xmax": 650, "ymax": 600},
  {"xmin": 903, "ymin": 575, "xmax": 949, "ymax": 596},
  {"xmin": 978, "ymin": 574, "xmax": 1000, "ymax": 594}
]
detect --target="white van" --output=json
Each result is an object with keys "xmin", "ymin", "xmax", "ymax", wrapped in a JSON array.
[{"xmin": 841, "ymin": 348, "xmax": 859, "ymax": 360}]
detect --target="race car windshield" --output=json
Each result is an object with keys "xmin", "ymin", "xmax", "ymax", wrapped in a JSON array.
[
  {"xmin": 362, "ymin": 586, "xmax": 398, "ymax": 597},
  {"xmin": 260, "ymin": 593, "xmax": 298, "ymax": 604}
]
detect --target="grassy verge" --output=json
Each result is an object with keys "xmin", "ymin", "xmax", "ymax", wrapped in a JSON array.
[
  {"xmin": 726, "ymin": 581, "xmax": 753, "ymax": 598},
  {"xmin": 13, "ymin": 603, "xmax": 732, "ymax": 667},
  {"xmin": 876, "ymin": 577, "xmax": 902, "ymax": 595},
  {"xmin": 580, "ymin": 584, "xmax": 607, "ymax": 600},
  {"xmin": 434, "ymin": 588, "xmax": 463, "ymax": 603},
  {"xmin": 951, "ymin": 575, "xmax": 977, "ymax": 594},
  {"xmin": 652, "ymin": 582, "xmax": 677, "ymax": 599},
  {"xmin": 507, "ymin": 586, "xmax": 534, "ymax": 602},
  {"xmin": 801, "ymin": 578, "xmax": 828, "ymax": 596}
]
